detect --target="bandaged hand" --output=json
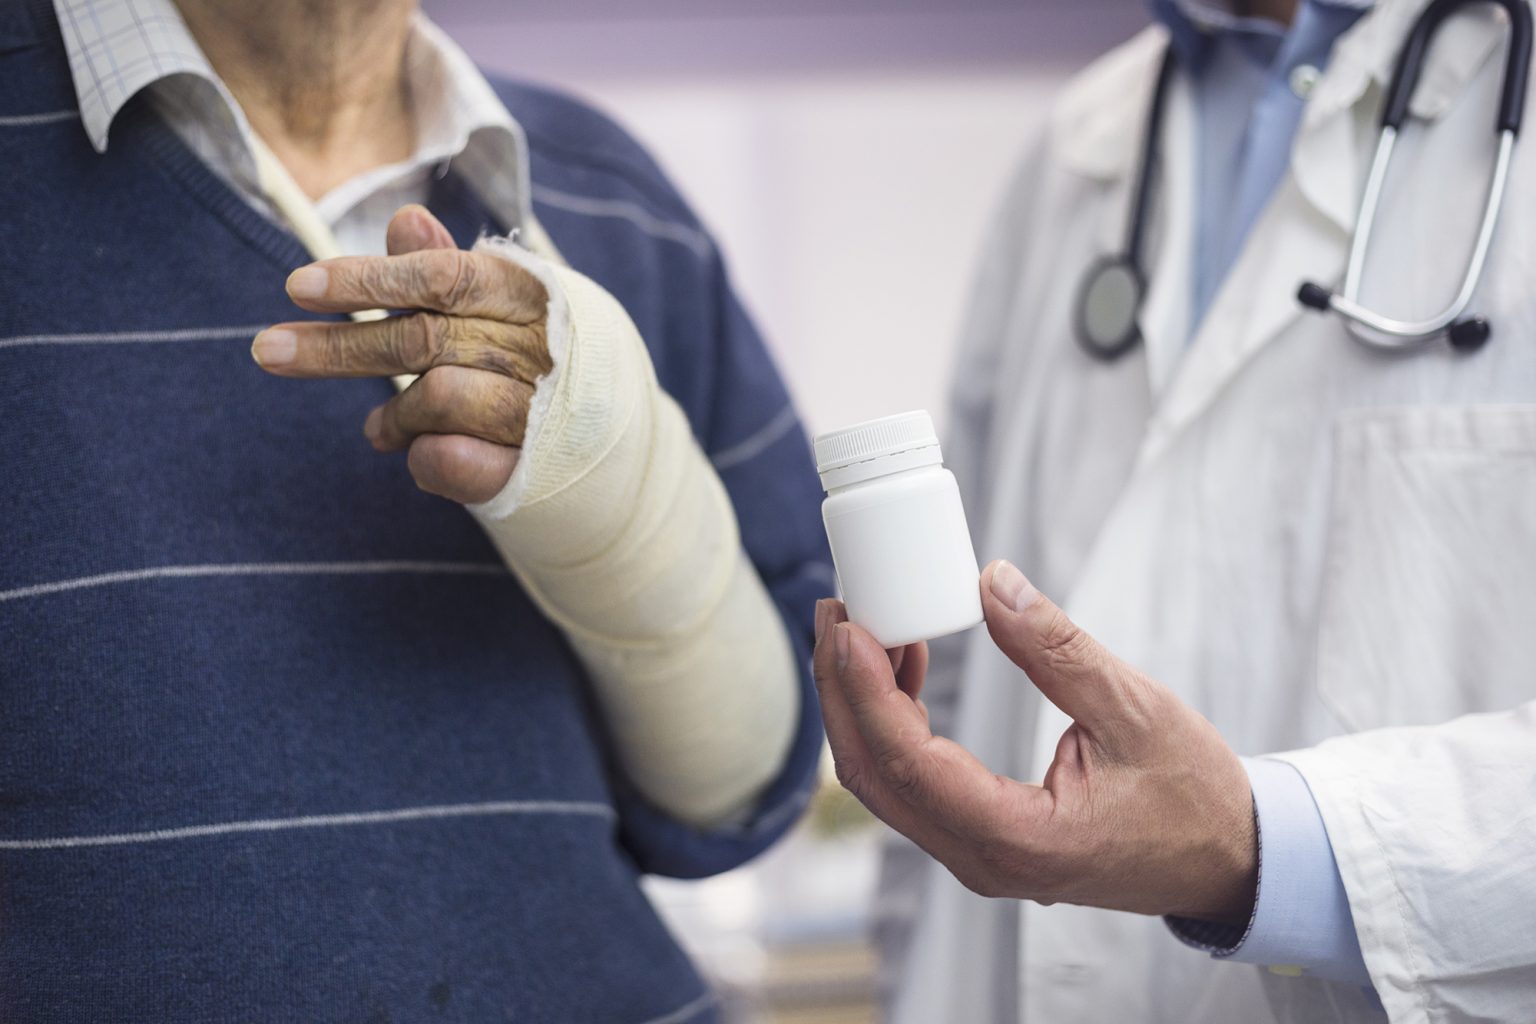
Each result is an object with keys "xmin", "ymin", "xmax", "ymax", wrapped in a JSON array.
[
  {"xmin": 251, "ymin": 205, "xmax": 548, "ymax": 504},
  {"xmin": 253, "ymin": 202, "xmax": 800, "ymax": 827},
  {"xmin": 814, "ymin": 560, "xmax": 1259, "ymax": 924}
]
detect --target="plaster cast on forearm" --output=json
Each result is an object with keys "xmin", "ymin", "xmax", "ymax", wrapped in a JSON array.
[{"xmin": 468, "ymin": 237, "xmax": 799, "ymax": 828}]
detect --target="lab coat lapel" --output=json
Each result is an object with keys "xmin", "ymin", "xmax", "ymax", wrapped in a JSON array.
[{"xmin": 1138, "ymin": 0, "xmax": 1506, "ymax": 463}]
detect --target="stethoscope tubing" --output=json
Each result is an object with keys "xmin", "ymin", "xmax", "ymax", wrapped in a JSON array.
[
  {"xmin": 1077, "ymin": 0, "xmax": 1534, "ymax": 359},
  {"xmin": 1308, "ymin": 0, "xmax": 1532, "ymax": 350},
  {"xmin": 1321, "ymin": 129, "xmax": 1515, "ymax": 346}
]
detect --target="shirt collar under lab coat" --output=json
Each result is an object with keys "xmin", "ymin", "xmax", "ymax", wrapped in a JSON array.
[{"xmin": 1149, "ymin": 0, "xmax": 1375, "ymax": 72}]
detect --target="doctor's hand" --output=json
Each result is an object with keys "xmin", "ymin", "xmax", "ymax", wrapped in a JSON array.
[
  {"xmin": 251, "ymin": 205, "xmax": 551, "ymax": 504},
  {"xmin": 813, "ymin": 561, "xmax": 1259, "ymax": 925}
]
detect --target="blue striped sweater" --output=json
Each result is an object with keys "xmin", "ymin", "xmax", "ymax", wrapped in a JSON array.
[{"xmin": 0, "ymin": 1, "xmax": 831, "ymax": 1020}]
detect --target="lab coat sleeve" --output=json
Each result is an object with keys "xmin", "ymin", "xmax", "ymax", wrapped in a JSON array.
[{"xmin": 1270, "ymin": 702, "xmax": 1536, "ymax": 1023}]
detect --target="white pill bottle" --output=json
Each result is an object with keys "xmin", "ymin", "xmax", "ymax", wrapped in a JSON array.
[{"xmin": 815, "ymin": 410, "xmax": 983, "ymax": 648}]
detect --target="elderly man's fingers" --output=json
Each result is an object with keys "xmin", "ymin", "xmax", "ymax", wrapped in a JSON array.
[
  {"xmin": 405, "ymin": 433, "xmax": 519, "ymax": 504},
  {"xmin": 980, "ymin": 560, "xmax": 1161, "ymax": 743},
  {"xmin": 386, "ymin": 204, "xmax": 456, "ymax": 256},
  {"xmin": 366, "ymin": 366, "xmax": 533, "ymax": 452},
  {"xmin": 284, "ymin": 248, "xmax": 548, "ymax": 321},
  {"xmin": 252, "ymin": 313, "xmax": 551, "ymax": 382},
  {"xmin": 833, "ymin": 620, "xmax": 1052, "ymax": 836}
]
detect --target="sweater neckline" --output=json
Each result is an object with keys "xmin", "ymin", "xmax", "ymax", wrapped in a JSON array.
[{"xmin": 119, "ymin": 100, "xmax": 315, "ymax": 277}]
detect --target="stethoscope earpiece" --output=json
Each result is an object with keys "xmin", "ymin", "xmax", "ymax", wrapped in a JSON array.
[
  {"xmin": 1448, "ymin": 318, "xmax": 1492, "ymax": 352},
  {"xmin": 1296, "ymin": 282, "xmax": 1333, "ymax": 311}
]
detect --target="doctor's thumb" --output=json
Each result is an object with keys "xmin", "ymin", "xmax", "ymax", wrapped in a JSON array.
[{"xmin": 980, "ymin": 560, "xmax": 1144, "ymax": 731}]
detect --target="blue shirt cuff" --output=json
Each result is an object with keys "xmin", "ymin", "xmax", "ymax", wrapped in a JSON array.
[{"xmin": 1167, "ymin": 757, "xmax": 1373, "ymax": 987}]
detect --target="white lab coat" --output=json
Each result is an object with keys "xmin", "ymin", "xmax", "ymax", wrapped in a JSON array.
[{"xmin": 878, "ymin": 1, "xmax": 1536, "ymax": 1021}]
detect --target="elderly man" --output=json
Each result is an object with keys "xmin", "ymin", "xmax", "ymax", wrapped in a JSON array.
[{"xmin": 0, "ymin": 0, "xmax": 828, "ymax": 1020}]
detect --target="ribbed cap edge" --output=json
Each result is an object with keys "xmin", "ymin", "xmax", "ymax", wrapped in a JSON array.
[{"xmin": 813, "ymin": 410, "xmax": 939, "ymax": 473}]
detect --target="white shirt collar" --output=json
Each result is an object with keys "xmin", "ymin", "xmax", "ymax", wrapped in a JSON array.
[{"xmin": 50, "ymin": 0, "xmax": 531, "ymax": 230}]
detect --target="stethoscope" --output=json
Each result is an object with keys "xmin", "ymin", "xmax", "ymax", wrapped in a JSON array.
[{"xmin": 1075, "ymin": 0, "xmax": 1533, "ymax": 360}]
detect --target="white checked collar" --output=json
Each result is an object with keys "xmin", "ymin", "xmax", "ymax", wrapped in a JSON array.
[{"xmin": 50, "ymin": 0, "xmax": 532, "ymax": 231}]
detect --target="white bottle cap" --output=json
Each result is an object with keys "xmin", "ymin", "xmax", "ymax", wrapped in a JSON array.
[{"xmin": 814, "ymin": 410, "xmax": 942, "ymax": 490}]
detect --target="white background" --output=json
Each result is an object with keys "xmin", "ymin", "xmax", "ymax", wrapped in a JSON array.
[{"xmin": 426, "ymin": 0, "xmax": 1147, "ymax": 436}]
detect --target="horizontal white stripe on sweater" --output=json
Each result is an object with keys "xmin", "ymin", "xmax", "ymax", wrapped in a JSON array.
[
  {"xmin": 642, "ymin": 991, "xmax": 716, "ymax": 1024},
  {"xmin": 710, "ymin": 403, "xmax": 798, "ymax": 471},
  {"xmin": 0, "ymin": 800, "xmax": 617, "ymax": 851},
  {"xmin": 0, "ymin": 561, "xmax": 508, "ymax": 604},
  {"xmin": 531, "ymin": 184, "xmax": 712, "ymax": 260},
  {"xmin": 0, "ymin": 324, "xmax": 267, "ymax": 351},
  {"xmin": 0, "ymin": 110, "xmax": 81, "ymax": 127}
]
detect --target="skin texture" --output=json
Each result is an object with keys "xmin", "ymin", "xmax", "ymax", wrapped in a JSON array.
[
  {"xmin": 252, "ymin": 205, "xmax": 552, "ymax": 505},
  {"xmin": 813, "ymin": 559, "xmax": 1259, "ymax": 925},
  {"xmin": 174, "ymin": 0, "xmax": 420, "ymax": 199}
]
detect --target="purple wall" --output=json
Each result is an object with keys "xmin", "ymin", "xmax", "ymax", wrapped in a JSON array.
[{"xmin": 422, "ymin": 0, "xmax": 1150, "ymax": 82}]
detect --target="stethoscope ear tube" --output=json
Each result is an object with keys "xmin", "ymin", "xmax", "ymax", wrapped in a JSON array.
[
  {"xmin": 1302, "ymin": 0, "xmax": 1531, "ymax": 351},
  {"xmin": 1381, "ymin": 0, "xmax": 1533, "ymax": 133}
]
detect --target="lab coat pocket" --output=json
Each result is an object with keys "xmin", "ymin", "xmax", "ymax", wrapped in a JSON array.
[{"xmin": 1316, "ymin": 405, "xmax": 1536, "ymax": 732}]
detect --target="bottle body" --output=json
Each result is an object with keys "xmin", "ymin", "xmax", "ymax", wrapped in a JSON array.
[{"xmin": 822, "ymin": 465, "xmax": 983, "ymax": 648}]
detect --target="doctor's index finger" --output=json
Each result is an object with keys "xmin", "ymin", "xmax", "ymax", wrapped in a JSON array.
[
  {"xmin": 831, "ymin": 619, "xmax": 1050, "ymax": 836},
  {"xmin": 812, "ymin": 603, "xmax": 991, "ymax": 853},
  {"xmin": 283, "ymin": 248, "xmax": 549, "ymax": 322}
]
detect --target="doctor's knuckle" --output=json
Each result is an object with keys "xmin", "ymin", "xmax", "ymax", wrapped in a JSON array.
[
  {"xmin": 1034, "ymin": 612, "xmax": 1092, "ymax": 672},
  {"xmin": 874, "ymin": 743, "xmax": 924, "ymax": 798},
  {"xmin": 953, "ymin": 862, "xmax": 1004, "ymax": 899},
  {"xmin": 972, "ymin": 839, "xmax": 1025, "ymax": 893},
  {"xmin": 1115, "ymin": 670, "xmax": 1168, "ymax": 727},
  {"xmin": 832, "ymin": 754, "xmax": 871, "ymax": 798}
]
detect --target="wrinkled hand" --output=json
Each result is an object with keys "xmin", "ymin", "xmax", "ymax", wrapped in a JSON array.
[
  {"xmin": 251, "ymin": 205, "xmax": 550, "ymax": 504},
  {"xmin": 813, "ymin": 560, "xmax": 1258, "ymax": 924}
]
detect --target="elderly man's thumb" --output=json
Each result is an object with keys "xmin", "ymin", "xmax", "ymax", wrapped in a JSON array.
[
  {"xmin": 979, "ymin": 560, "xmax": 1133, "ymax": 729},
  {"xmin": 386, "ymin": 203, "xmax": 456, "ymax": 256}
]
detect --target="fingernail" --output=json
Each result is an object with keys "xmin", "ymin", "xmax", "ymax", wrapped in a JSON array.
[
  {"xmin": 815, "ymin": 600, "xmax": 829, "ymax": 644},
  {"xmin": 989, "ymin": 560, "xmax": 1038, "ymax": 613},
  {"xmin": 363, "ymin": 407, "xmax": 382, "ymax": 441},
  {"xmin": 250, "ymin": 328, "xmax": 296, "ymax": 367},
  {"xmin": 286, "ymin": 266, "xmax": 328, "ymax": 300},
  {"xmin": 834, "ymin": 623, "xmax": 850, "ymax": 671}
]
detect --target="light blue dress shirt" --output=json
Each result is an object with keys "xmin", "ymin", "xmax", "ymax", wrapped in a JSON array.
[
  {"xmin": 1155, "ymin": 0, "xmax": 1372, "ymax": 330},
  {"xmin": 1147, "ymin": 0, "xmax": 1377, "ymax": 992}
]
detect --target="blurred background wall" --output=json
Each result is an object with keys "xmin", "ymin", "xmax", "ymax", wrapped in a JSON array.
[{"xmin": 424, "ymin": 2, "xmax": 1150, "ymax": 1019}]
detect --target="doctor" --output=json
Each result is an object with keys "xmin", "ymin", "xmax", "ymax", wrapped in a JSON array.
[{"xmin": 817, "ymin": 0, "xmax": 1536, "ymax": 1021}]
